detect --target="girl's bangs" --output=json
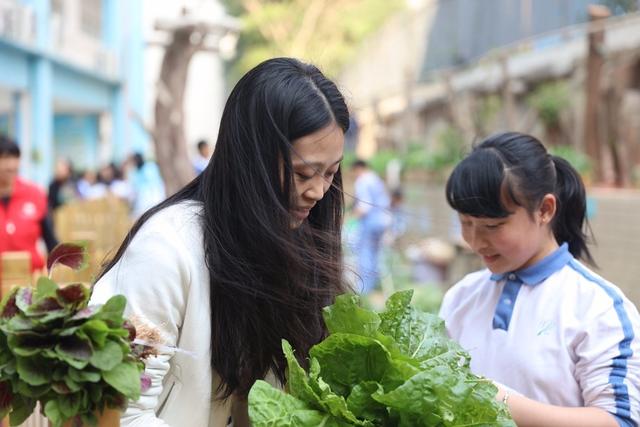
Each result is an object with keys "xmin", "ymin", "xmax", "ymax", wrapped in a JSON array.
[{"xmin": 445, "ymin": 150, "xmax": 515, "ymax": 218}]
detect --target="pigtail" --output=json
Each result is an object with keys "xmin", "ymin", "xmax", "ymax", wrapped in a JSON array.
[{"xmin": 551, "ymin": 155, "xmax": 596, "ymax": 266}]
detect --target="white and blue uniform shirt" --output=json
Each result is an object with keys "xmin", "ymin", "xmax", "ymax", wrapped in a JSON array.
[{"xmin": 439, "ymin": 243, "xmax": 640, "ymax": 426}]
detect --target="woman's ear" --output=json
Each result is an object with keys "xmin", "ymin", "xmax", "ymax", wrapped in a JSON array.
[{"xmin": 539, "ymin": 194, "xmax": 557, "ymax": 225}]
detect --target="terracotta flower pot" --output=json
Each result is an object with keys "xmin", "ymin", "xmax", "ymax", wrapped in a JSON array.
[{"xmin": 58, "ymin": 408, "xmax": 121, "ymax": 427}]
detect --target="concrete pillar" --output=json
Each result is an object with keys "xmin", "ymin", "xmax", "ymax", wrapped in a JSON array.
[
  {"xmin": 23, "ymin": 0, "xmax": 53, "ymax": 185},
  {"xmin": 29, "ymin": 57, "xmax": 53, "ymax": 186}
]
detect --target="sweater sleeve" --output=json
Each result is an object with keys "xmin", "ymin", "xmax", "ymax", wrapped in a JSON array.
[{"xmin": 90, "ymin": 221, "xmax": 191, "ymax": 427}]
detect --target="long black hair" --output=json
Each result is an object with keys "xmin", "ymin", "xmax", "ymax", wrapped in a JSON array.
[
  {"xmin": 99, "ymin": 58, "xmax": 350, "ymax": 398},
  {"xmin": 445, "ymin": 132, "xmax": 594, "ymax": 264}
]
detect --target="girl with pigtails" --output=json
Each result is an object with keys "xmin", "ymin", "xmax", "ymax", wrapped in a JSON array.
[{"xmin": 440, "ymin": 132, "xmax": 640, "ymax": 426}]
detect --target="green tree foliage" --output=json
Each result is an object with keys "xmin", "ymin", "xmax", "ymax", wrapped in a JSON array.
[
  {"xmin": 526, "ymin": 81, "xmax": 570, "ymax": 130},
  {"xmin": 221, "ymin": 0, "xmax": 405, "ymax": 80}
]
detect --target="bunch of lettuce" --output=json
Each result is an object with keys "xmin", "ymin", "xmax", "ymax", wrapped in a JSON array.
[
  {"xmin": 249, "ymin": 290, "xmax": 515, "ymax": 426},
  {"xmin": 0, "ymin": 243, "xmax": 146, "ymax": 427}
]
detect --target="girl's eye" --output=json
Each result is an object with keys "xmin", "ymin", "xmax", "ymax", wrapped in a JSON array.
[
  {"xmin": 485, "ymin": 223, "xmax": 503, "ymax": 229},
  {"xmin": 325, "ymin": 170, "xmax": 337, "ymax": 179}
]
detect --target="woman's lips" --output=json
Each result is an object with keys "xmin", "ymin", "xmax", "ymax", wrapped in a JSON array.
[{"xmin": 293, "ymin": 208, "xmax": 311, "ymax": 220}]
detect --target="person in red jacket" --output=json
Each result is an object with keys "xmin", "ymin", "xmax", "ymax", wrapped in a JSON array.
[{"xmin": 0, "ymin": 134, "xmax": 58, "ymax": 272}]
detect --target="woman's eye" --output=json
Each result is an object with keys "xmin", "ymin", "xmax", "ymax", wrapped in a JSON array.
[
  {"xmin": 325, "ymin": 170, "xmax": 337, "ymax": 179},
  {"xmin": 295, "ymin": 172, "xmax": 313, "ymax": 181},
  {"xmin": 485, "ymin": 223, "xmax": 502, "ymax": 229}
]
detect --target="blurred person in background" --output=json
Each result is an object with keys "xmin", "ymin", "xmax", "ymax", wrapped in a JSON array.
[
  {"xmin": 98, "ymin": 163, "xmax": 132, "ymax": 201},
  {"xmin": 47, "ymin": 158, "xmax": 78, "ymax": 212},
  {"xmin": 0, "ymin": 134, "xmax": 58, "ymax": 272},
  {"xmin": 192, "ymin": 139, "xmax": 212, "ymax": 175},
  {"xmin": 387, "ymin": 187, "xmax": 407, "ymax": 245},
  {"xmin": 76, "ymin": 169, "xmax": 101, "ymax": 199},
  {"xmin": 125, "ymin": 152, "xmax": 166, "ymax": 219},
  {"xmin": 351, "ymin": 159, "xmax": 391, "ymax": 294}
]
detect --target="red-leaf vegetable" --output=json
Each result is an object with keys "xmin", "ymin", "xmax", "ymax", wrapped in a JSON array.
[
  {"xmin": 0, "ymin": 242, "xmax": 148, "ymax": 427},
  {"xmin": 46, "ymin": 242, "xmax": 89, "ymax": 273}
]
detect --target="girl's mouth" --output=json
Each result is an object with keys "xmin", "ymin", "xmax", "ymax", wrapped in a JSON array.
[{"xmin": 482, "ymin": 254, "xmax": 500, "ymax": 263}]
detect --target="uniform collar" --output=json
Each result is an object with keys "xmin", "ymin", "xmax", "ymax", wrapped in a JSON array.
[{"xmin": 490, "ymin": 243, "xmax": 571, "ymax": 286}]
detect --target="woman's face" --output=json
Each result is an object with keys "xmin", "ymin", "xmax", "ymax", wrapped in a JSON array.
[{"xmin": 289, "ymin": 123, "xmax": 344, "ymax": 227}]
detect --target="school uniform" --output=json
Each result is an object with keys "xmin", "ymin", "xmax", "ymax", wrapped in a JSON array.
[{"xmin": 439, "ymin": 243, "xmax": 640, "ymax": 426}]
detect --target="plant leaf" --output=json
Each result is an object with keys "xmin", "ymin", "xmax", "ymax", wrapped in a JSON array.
[
  {"xmin": 55, "ymin": 336, "xmax": 93, "ymax": 369},
  {"xmin": 8, "ymin": 333, "xmax": 56, "ymax": 357},
  {"xmin": 58, "ymin": 393, "xmax": 82, "ymax": 420},
  {"xmin": 249, "ymin": 290, "xmax": 516, "ymax": 427},
  {"xmin": 81, "ymin": 319, "xmax": 110, "ymax": 348},
  {"xmin": 47, "ymin": 242, "xmax": 89, "ymax": 272},
  {"xmin": 346, "ymin": 381, "xmax": 386, "ymax": 421},
  {"xmin": 103, "ymin": 362, "xmax": 142, "ymax": 401},
  {"xmin": 64, "ymin": 376, "xmax": 82, "ymax": 393},
  {"xmin": 379, "ymin": 290, "xmax": 459, "ymax": 361},
  {"xmin": 35, "ymin": 277, "xmax": 58, "ymax": 300},
  {"xmin": 15, "ymin": 381, "xmax": 50, "ymax": 398},
  {"xmin": 15, "ymin": 288, "xmax": 33, "ymax": 313},
  {"xmin": 16, "ymin": 357, "xmax": 52, "ymax": 386},
  {"xmin": 309, "ymin": 334, "xmax": 392, "ymax": 398},
  {"xmin": 95, "ymin": 296, "xmax": 126, "ymax": 324},
  {"xmin": 248, "ymin": 380, "xmax": 327, "ymax": 427},
  {"xmin": 0, "ymin": 381, "xmax": 13, "ymax": 417},
  {"xmin": 322, "ymin": 294, "xmax": 381, "ymax": 337},
  {"xmin": 282, "ymin": 340, "xmax": 369, "ymax": 426},
  {"xmin": 28, "ymin": 297, "xmax": 63, "ymax": 315},
  {"xmin": 57, "ymin": 284, "xmax": 89, "ymax": 306},
  {"xmin": 0, "ymin": 289, "xmax": 19, "ymax": 319},
  {"xmin": 68, "ymin": 368, "xmax": 101, "ymax": 383},
  {"xmin": 9, "ymin": 395, "xmax": 36, "ymax": 426},
  {"xmin": 44, "ymin": 399, "xmax": 64, "ymax": 427},
  {"xmin": 89, "ymin": 340, "xmax": 123, "ymax": 371},
  {"xmin": 69, "ymin": 305, "xmax": 100, "ymax": 322}
]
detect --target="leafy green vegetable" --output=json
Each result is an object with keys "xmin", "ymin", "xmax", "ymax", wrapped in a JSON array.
[
  {"xmin": 0, "ymin": 243, "xmax": 145, "ymax": 426},
  {"xmin": 249, "ymin": 290, "xmax": 515, "ymax": 426}
]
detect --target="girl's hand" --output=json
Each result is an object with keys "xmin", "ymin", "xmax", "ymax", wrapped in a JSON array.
[{"xmin": 494, "ymin": 384, "xmax": 618, "ymax": 427}]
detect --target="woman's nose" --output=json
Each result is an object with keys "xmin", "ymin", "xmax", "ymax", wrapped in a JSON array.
[{"xmin": 304, "ymin": 176, "xmax": 326, "ymax": 201}]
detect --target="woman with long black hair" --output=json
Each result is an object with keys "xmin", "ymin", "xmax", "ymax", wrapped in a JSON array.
[{"xmin": 91, "ymin": 57, "xmax": 350, "ymax": 426}]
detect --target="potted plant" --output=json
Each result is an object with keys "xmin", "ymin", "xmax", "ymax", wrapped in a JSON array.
[{"xmin": 0, "ymin": 243, "xmax": 148, "ymax": 427}]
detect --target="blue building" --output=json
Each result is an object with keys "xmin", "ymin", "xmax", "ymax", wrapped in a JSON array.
[{"xmin": 0, "ymin": 0, "xmax": 146, "ymax": 186}]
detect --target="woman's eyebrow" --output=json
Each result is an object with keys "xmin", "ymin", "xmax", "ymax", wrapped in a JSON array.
[{"xmin": 293, "ymin": 156, "xmax": 344, "ymax": 169}]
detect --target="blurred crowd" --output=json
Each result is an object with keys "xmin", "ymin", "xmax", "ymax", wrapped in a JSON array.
[{"xmin": 48, "ymin": 152, "xmax": 166, "ymax": 219}]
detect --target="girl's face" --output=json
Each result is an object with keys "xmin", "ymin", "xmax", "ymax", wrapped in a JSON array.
[
  {"xmin": 458, "ymin": 194, "xmax": 558, "ymax": 273},
  {"xmin": 290, "ymin": 124, "xmax": 344, "ymax": 227}
]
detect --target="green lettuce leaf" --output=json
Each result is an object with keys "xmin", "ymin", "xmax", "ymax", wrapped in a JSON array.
[{"xmin": 249, "ymin": 291, "xmax": 516, "ymax": 427}]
